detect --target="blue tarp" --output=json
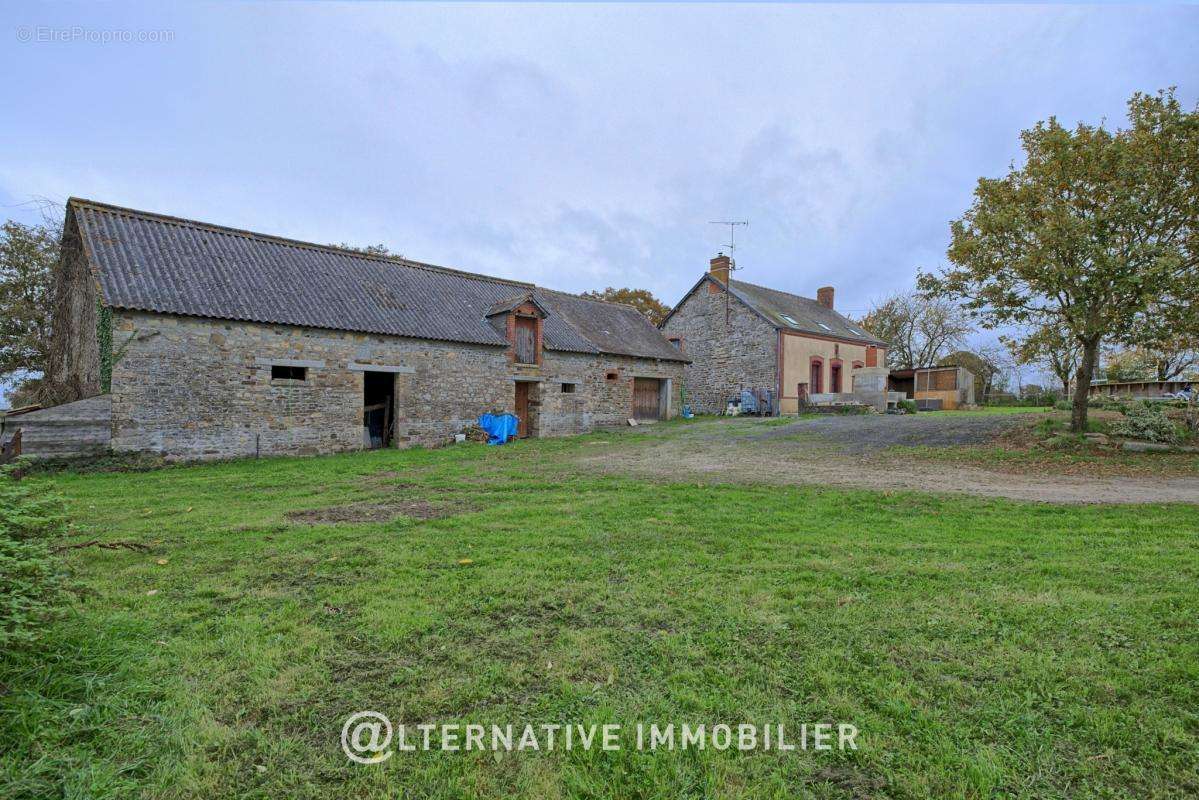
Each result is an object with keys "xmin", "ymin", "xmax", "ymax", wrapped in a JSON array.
[{"xmin": 479, "ymin": 413, "xmax": 519, "ymax": 445}]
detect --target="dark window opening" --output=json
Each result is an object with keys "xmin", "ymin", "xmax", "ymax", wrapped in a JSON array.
[
  {"xmin": 605, "ymin": 371, "xmax": 619, "ymax": 382},
  {"xmin": 668, "ymin": 336, "xmax": 683, "ymax": 350},
  {"xmin": 809, "ymin": 360, "xmax": 823, "ymax": 394},
  {"xmin": 272, "ymin": 365, "xmax": 307, "ymax": 381},
  {"xmin": 561, "ymin": 383, "xmax": 576, "ymax": 393},
  {"xmin": 831, "ymin": 362, "xmax": 843, "ymax": 393}
]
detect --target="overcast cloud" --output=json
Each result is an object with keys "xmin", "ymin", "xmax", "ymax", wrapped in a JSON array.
[{"xmin": 2, "ymin": 3, "xmax": 1197, "ymax": 401}]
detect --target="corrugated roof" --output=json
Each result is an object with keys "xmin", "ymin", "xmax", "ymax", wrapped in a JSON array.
[
  {"xmin": 724, "ymin": 278, "xmax": 887, "ymax": 346},
  {"xmin": 535, "ymin": 289, "xmax": 686, "ymax": 362},
  {"xmin": 70, "ymin": 199, "xmax": 684, "ymax": 361}
]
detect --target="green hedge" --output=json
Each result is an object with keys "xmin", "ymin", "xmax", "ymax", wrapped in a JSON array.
[{"xmin": 1, "ymin": 465, "xmax": 68, "ymax": 648}]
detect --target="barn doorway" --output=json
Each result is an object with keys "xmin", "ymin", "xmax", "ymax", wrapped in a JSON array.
[
  {"xmin": 515, "ymin": 381, "xmax": 530, "ymax": 438},
  {"xmin": 363, "ymin": 371, "xmax": 395, "ymax": 449},
  {"xmin": 514, "ymin": 380, "xmax": 539, "ymax": 438},
  {"xmin": 632, "ymin": 377, "xmax": 662, "ymax": 421}
]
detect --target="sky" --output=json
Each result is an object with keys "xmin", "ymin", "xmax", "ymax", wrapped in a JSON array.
[{"xmin": 2, "ymin": 2, "xmax": 1198, "ymax": 403}]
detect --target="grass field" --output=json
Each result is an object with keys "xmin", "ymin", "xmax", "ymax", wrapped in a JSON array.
[{"xmin": 2, "ymin": 432, "xmax": 1198, "ymax": 799}]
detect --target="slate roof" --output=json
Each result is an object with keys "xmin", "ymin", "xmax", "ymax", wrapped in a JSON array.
[
  {"xmin": 69, "ymin": 199, "xmax": 685, "ymax": 362},
  {"xmin": 534, "ymin": 289, "xmax": 685, "ymax": 362},
  {"xmin": 486, "ymin": 291, "xmax": 548, "ymax": 318},
  {"xmin": 663, "ymin": 273, "xmax": 886, "ymax": 347},
  {"xmin": 725, "ymin": 279, "xmax": 886, "ymax": 345}
]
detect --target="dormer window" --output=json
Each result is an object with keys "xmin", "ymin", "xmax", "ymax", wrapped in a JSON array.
[{"xmin": 486, "ymin": 292, "xmax": 547, "ymax": 367}]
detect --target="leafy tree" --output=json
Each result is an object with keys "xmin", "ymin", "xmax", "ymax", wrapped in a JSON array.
[
  {"xmin": 1101, "ymin": 347, "xmax": 1155, "ymax": 383},
  {"xmin": 1003, "ymin": 324, "xmax": 1081, "ymax": 396},
  {"xmin": 4, "ymin": 377, "xmax": 43, "ymax": 410},
  {"xmin": 0, "ymin": 217, "xmax": 60, "ymax": 396},
  {"xmin": 330, "ymin": 242, "xmax": 395, "ymax": 257},
  {"xmin": 1119, "ymin": 302, "xmax": 1198, "ymax": 381},
  {"xmin": 1021, "ymin": 383, "xmax": 1047, "ymax": 400},
  {"xmin": 920, "ymin": 89, "xmax": 1199, "ymax": 432},
  {"xmin": 581, "ymin": 287, "xmax": 671, "ymax": 326},
  {"xmin": 855, "ymin": 291, "xmax": 973, "ymax": 369}
]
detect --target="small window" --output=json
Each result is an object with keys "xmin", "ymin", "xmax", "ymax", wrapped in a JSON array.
[
  {"xmin": 668, "ymin": 336, "xmax": 683, "ymax": 350},
  {"xmin": 779, "ymin": 314, "xmax": 798, "ymax": 326},
  {"xmin": 848, "ymin": 327, "xmax": 864, "ymax": 336},
  {"xmin": 271, "ymin": 365, "xmax": 307, "ymax": 381},
  {"xmin": 605, "ymin": 371, "xmax": 619, "ymax": 382},
  {"xmin": 816, "ymin": 322, "xmax": 832, "ymax": 332},
  {"xmin": 561, "ymin": 383, "xmax": 576, "ymax": 393}
]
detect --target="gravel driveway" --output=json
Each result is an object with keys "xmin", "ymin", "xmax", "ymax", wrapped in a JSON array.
[
  {"xmin": 745, "ymin": 412, "xmax": 1028, "ymax": 453},
  {"xmin": 572, "ymin": 413, "xmax": 1199, "ymax": 505}
]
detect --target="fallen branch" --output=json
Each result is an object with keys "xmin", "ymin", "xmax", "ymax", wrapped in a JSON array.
[{"xmin": 53, "ymin": 539, "xmax": 151, "ymax": 553}]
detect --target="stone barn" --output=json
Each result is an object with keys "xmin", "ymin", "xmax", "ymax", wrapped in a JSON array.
[{"xmin": 24, "ymin": 198, "xmax": 686, "ymax": 460}]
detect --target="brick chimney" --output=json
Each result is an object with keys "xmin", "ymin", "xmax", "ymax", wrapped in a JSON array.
[
  {"xmin": 709, "ymin": 253, "xmax": 731, "ymax": 285},
  {"xmin": 817, "ymin": 286, "xmax": 834, "ymax": 309}
]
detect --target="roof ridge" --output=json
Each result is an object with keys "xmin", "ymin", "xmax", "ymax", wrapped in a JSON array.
[
  {"xmin": 729, "ymin": 277, "xmax": 817, "ymax": 306},
  {"xmin": 536, "ymin": 287, "xmax": 644, "ymax": 314},
  {"xmin": 67, "ymin": 197, "xmax": 534, "ymax": 290}
]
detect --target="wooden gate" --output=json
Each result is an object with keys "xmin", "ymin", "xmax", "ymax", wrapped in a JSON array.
[{"xmin": 632, "ymin": 378, "xmax": 661, "ymax": 420}]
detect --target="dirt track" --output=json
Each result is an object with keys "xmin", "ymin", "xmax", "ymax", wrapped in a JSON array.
[{"xmin": 570, "ymin": 414, "xmax": 1199, "ymax": 505}]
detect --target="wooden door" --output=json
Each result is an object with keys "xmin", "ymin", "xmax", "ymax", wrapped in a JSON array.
[
  {"xmin": 515, "ymin": 317, "xmax": 537, "ymax": 364},
  {"xmin": 632, "ymin": 378, "xmax": 661, "ymax": 420},
  {"xmin": 515, "ymin": 381, "xmax": 530, "ymax": 438}
]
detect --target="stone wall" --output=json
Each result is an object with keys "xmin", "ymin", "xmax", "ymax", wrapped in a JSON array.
[
  {"xmin": 109, "ymin": 311, "xmax": 682, "ymax": 460},
  {"xmin": 661, "ymin": 282, "xmax": 778, "ymax": 414},
  {"xmin": 533, "ymin": 352, "xmax": 682, "ymax": 436}
]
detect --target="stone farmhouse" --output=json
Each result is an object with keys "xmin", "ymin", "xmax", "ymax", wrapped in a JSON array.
[
  {"xmin": 25, "ymin": 199, "xmax": 687, "ymax": 460},
  {"xmin": 661, "ymin": 255, "xmax": 888, "ymax": 415}
]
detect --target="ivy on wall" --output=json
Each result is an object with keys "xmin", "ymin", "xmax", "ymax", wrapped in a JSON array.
[
  {"xmin": 97, "ymin": 303, "xmax": 136, "ymax": 394},
  {"xmin": 97, "ymin": 301, "xmax": 113, "ymax": 393}
]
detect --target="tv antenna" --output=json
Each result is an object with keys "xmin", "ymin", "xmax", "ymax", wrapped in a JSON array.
[
  {"xmin": 709, "ymin": 220, "xmax": 748, "ymax": 257},
  {"xmin": 708, "ymin": 220, "xmax": 748, "ymax": 327}
]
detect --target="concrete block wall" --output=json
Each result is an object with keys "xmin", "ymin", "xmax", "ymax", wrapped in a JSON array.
[{"xmin": 1, "ymin": 395, "xmax": 112, "ymax": 459}]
